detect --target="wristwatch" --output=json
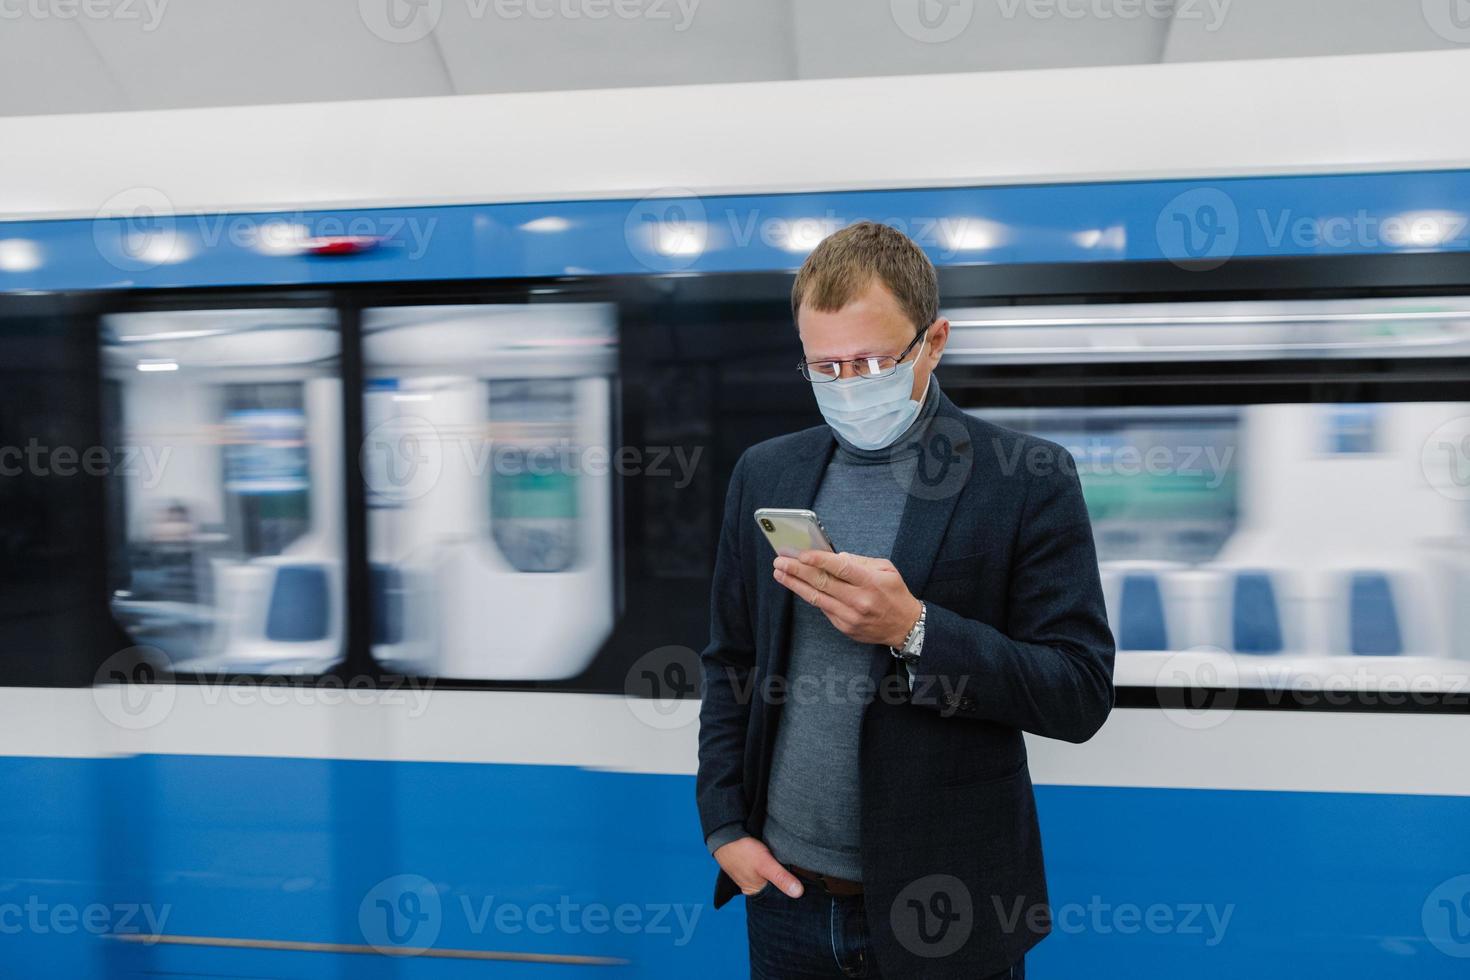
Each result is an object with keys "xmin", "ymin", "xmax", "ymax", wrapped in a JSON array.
[{"xmin": 890, "ymin": 602, "xmax": 926, "ymax": 665}]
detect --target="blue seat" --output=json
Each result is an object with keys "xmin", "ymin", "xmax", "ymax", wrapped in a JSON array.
[
  {"xmin": 1232, "ymin": 572, "xmax": 1283, "ymax": 654},
  {"xmin": 264, "ymin": 565, "xmax": 330, "ymax": 643},
  {"xmin": 1118, "ymin": 573, "xmax": 1168, "ymax": 651},
  {"xmin": 372, "ymin": 564, "xmax": 404, "ymax": 647},
  {"xmin": 1349, "ymin": 572, "xmax": 1402, "ymax": 656}
]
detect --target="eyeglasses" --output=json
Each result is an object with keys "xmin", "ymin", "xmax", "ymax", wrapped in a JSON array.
[{"xmin": 797, "ymin": 325, "xmax": 930, "ymax": 383}]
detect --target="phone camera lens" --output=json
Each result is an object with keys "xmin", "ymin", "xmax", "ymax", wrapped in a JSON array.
[{"xmin": 760, "ymin": 519, "xmax": 775, "ymax": 532}]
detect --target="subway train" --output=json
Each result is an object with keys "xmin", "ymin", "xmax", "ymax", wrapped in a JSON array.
[{"xmin": 3, "ymin": 52, "xmax": 1470, "ymax": 978}]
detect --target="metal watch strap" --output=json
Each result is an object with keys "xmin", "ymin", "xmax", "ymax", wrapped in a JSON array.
[{"xmin": 892, "ymin": 601, "xmax": 926, "ymax": 663}]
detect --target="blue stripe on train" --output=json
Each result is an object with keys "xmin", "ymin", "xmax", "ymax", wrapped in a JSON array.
[
  {"xmin": 3, "ymin": 169, "xmax": 1470, "ymax": 292},
  {"xmin": 2, "ymin": 754, "xmax": 1468, "ymax": 977}
]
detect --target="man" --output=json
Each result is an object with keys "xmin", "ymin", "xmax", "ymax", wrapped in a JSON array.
[{"xmin": 696, "ymin": 222, "xmax": 1115, "ymax": 978}]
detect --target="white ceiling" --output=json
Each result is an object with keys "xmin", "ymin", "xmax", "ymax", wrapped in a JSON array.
[{"xmin": 0, "ymin": 0, "xmax": 1462, "ymax": 117}]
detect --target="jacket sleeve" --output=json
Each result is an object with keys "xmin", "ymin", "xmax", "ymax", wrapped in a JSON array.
[
  {"xmin": 907, "ymin": 447, "xmax": 1116, "ymax": 743},
  {"xmin": 696, "ymin": 452, "xmax": 758, "ymax": 838}
]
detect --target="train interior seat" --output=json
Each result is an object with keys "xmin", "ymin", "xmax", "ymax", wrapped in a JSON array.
[
  {"xmin": 1120, "ymin": 574, "xmax": 1167, "ymax": 651},
  {"xmin": 1345, "ymin": 570, "xmax": 1404, "ymax": 656},
  {"xmin": 1101, "ymin": 559, "xmax": 1451, "ymax": 660},
  {"xmin": 265, "ymin": 564, "xmax": 331, "ymax": 642},
  {"xmin": 1311, "ymin": 566, "xmax": 1439, "ymax": 658},
  {"xmin": 371, "ymin": 563, "xmax": 404, "ymax": 648},
  {"xmin": 1231, "ymin": 570, "xmax": 1285, "ymax": 655},
  {"xmin": 1101, "ymin": 562, "xmax": 1188, "ymax": 652},
  {"xmin": 211, "ymin": 556, "xmax": 341, "ymax": 671},
  {"xmin": 1176, "ymin": 565, "xmax": 1293, "ymax": 656},
  {"xmin": 367, "ymin": 560, "xmax": 439, "ymax": 675}
]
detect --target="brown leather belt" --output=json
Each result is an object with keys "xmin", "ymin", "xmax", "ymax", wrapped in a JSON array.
[{"xmin": 789, "ymin": 864, "xmax": 864, "ymax": 897}]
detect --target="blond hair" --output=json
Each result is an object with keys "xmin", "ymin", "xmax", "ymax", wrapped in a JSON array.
[{"xmin": 791, "ymin": 221, "xmax": 939, "ymax": 333}]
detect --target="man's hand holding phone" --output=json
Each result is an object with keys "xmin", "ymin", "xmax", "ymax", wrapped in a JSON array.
[{"xmin": 772, "ymin": 549, "xmax": 923, "ymax": 649}]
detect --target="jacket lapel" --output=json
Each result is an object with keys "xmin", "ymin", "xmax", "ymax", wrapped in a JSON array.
[
  {"xmin": 867, "ymin": 391, "xmax": 972, "ymax": 687},
  {"xmin": 759, "ymin": 425, "xmax": 836, "ymax": 681},
  {"xmin": 887, "ymin": 392, "xmax": 970, "ymax": 591}
]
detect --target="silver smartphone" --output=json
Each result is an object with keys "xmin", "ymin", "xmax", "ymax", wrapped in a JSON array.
[{"xmin": 754, "ymin": 508, "xmax": 836, "ymax": 557}]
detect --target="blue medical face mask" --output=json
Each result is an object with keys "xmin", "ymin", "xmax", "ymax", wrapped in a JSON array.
[{"xmin": 810, "ymin": 336, "xmax": 928, "ymax": 450}]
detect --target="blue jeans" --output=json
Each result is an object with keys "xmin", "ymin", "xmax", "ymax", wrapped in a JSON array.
[{"xmin": 744, "ymin": 881, "xmax": 1024, "ymax": 979}]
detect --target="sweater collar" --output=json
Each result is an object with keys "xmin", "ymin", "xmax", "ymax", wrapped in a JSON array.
[{"xmin": 830, "ymin": 376, "xmax": 942, "ymax": 463}]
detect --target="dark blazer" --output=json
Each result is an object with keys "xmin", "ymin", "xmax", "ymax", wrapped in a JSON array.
[{"xmin": 696, "ymin": 389, "xmax": 1115, "ymax": 978}]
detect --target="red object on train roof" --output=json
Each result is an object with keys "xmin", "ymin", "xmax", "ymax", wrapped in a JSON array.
[{"xmin": 302, "ymin": 235, "xmax": 381, "ymax": 256}]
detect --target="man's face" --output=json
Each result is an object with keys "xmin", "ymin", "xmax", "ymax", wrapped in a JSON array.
[{"xmin": 796, "ymin": 281, "xmax": 948, "ymax": 401}]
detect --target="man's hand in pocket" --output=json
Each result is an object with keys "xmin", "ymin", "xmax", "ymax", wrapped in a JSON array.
[{"xmin": 713, "ymin": 837, "xmax": 805, "ymax": 898}]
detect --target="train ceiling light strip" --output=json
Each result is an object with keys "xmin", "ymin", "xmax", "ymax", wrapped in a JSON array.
[
  {"xmin": 947, "ymin": 309, "xmax": 1470, "ymax": 329},
  {"xmin": 6, "ymin": 170, "xmax": 1470, "ymax": 292},
  {"xmin": 943, "ymin": 338, "xmax": 1470, "ymax": 360}
]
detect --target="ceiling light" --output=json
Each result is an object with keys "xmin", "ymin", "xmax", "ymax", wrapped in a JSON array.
[
  {"xmin": 521, "ymin": 216, "xmax": 571, "ymax": 233},
  {"xmin": 940, "ymin": 218, "xmax": 1006, "ymax": 252},
  {"xmin": 776, "ymin": 219, "xmax": 832, "ymax": 254},
  {"xmin": 1382, "ymin": 211, "xmax": 1466, "ymax": 248},
  {"xmin": 0, "ymin": 239, "xmax": 42, "ymax": 273},
  {"xmin": 650, "ymin": 221, "xmax": 706, "ymax": 257}
]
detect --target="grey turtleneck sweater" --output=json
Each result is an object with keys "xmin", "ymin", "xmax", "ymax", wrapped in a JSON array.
[{"xmin": 706, "ymin": 380, "xmax": 941, "ymax": 880}]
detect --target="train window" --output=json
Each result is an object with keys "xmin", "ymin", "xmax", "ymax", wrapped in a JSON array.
[
  {"xmin": 989, "ymin": 400, "xmax": 1470, "ymax": 692},
  {"xmin": 486, "ymin": 378, "xmax": 581, "ymax": 573},
  {"xmin": 101, "ymin": 309, "xmax": 344, "ymax": 674},
  {"xmin": 360, "ymin": 303, "xmax": 618, "ymax": 680},
  {"xmin": 949, "ymin": 296, "xmax": 1470, "ymax": 699},
  {"xmin": 981, "ymin": 406, "xmax": 1241, "ymax": 565}
]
